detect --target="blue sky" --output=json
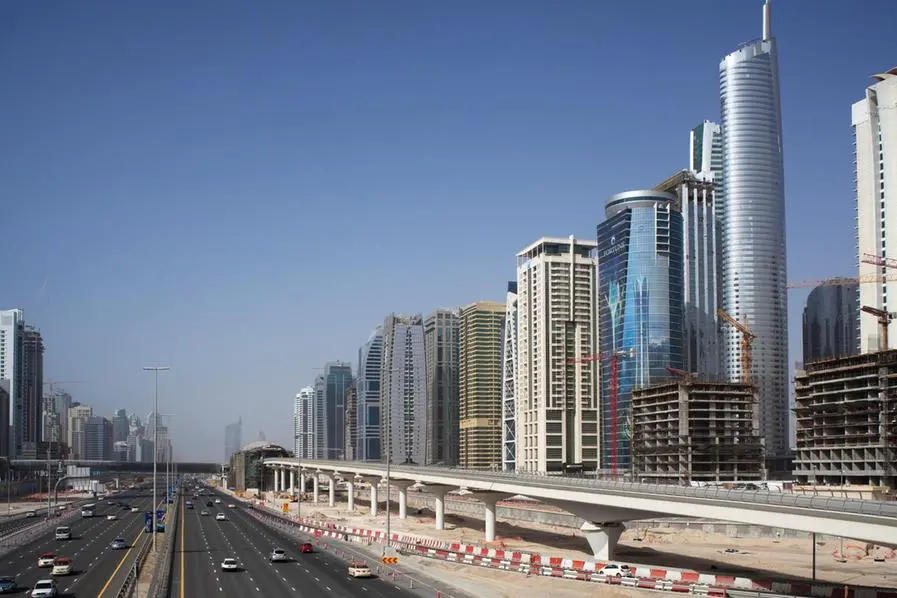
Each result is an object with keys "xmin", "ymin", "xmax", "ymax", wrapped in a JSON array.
[{"xmin": 0, "ymin": 1, "xmax": 893, "ymax": 462}]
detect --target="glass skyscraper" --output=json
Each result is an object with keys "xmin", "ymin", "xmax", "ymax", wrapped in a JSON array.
[
  {"xmin": 802, "ymin": 281, "xmax": 859, "ymax": 363},
  {"xmin": 719, "ymin": 0, "xmax": 789, "ymax": 457},
  {"xmin": 357, "ymin": 327, "xmax": 383, "ymax": 461},
  {"xmin": 596, "ymin": 190, "xmax": 684, "ymax": 472}
]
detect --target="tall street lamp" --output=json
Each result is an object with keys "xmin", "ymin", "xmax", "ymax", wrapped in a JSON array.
[{"xmin": 143, "ymin": 366, "xmax": 170, "ymax": 553}]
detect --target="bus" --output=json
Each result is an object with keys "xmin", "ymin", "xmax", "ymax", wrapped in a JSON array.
[{"xmin": 81, "ymin": 504, "xmax": 96, "ymax": 518}]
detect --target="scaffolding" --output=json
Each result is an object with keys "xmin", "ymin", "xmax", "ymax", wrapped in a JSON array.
[
  {"xmin": 793, "ymin": 350, "xmax": 897, "ymax": 489},
  {"xmin": 631, "ymin": 379, "xmax": 765, "ymax": 484}
]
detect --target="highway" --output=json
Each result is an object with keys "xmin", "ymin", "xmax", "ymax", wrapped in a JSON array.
[
  {"xmin": 0, "ymin": 490, "xmax": 157, "ymax": 596},
  {"xmin": 171, "ymin": 494, "xmax": 424, "ymax": 598}
]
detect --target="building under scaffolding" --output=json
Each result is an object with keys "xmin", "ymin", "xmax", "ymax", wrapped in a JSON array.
[
  {"xmin": 631, "ymin": 379, "xmax": 765, "ymax": 484},
  {"xmin": 793, "ymin": 350, "xmax": 897, "ymax": 489}
]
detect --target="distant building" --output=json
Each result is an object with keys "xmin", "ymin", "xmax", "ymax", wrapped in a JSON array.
[
  {"xmin": 802, "ymin": 281, "xmax": 859, "ymax": 362},
  {"xmin": 323, "ymin": 361, "xmax": 353, "ymax": 460},
  {"xmin": 501, "ymin": 282, "xmax": 518, "ymax": 472},
  {"xmin": 357, "ymin": 327, "xmax": 383, "ymax": 461},
  {"xmin": 632, "ymin": 379, "xmax": 764, "ymax": 484},
  {"xmin": 689, "ymin": 120, "xmax": 723, "ymax": 181},
  {"xmin": 84, "ymin": 416, "xmax": 112, "ymax": 460},
  {"xmin": 111, "ymin": 409, "xmax": 129, "ymax": 444},
  {"xmin": 855, "ymin": 67, "xmax": 897, "ymax": 351},
  {"xmin": 228, "ymin": 441, "xmax": 290, "ymax": 492},
  {"xmin": 596, "ymin": 191, "xmax": 684, "ymax": 472},
  {"xmin": 381, "ymin": 314, "xmax": 427, "ymax": 465},
  {"xmin": 515, "ymin": 237, "xmax": 599, "ymax": 474},
  {"xmin": 224, "ymin": 418, "xmax": 242, "ymax": 464},
  {"xmin": 67, "ymin": 405, "xmax": 92, "ymax": 460},
  {"xmin": 459, "ymin": 301, "xmax": 506, "ymax": 470},
  {"xmin": 424, "ymin": 309, "xmax": 460, "ymax": 466},
  {"xmin": 293, "ymin": 387, "xmax": 314, "ymax": 459},
  {"xmin": 0, "ymin": 309, "xmax": 24, "ymax": 457},
  {"xmin": 19, "ymin": 326, "xmax": 44, "ymax": 457},
  {"xmin": 313, "ymin": 375, "xmax": 325, "ymax": 459},
  {"xmin": 345, "ymin": 385, "xmax": 358, "ymax": 461}
]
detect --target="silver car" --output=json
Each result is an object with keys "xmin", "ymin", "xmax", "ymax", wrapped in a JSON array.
[
  {"xmin": 30, "ymin": 579, "xmax": 57, "ymax": 597},
  {"xmin": 269, "ymin": 548, "xmax": 288, "ymax": 562}
]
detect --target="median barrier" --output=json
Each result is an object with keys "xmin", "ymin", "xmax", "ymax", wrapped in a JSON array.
[
  {"xmin": 114, "ymin": 532, "xmax": 153, "ymax": 598},
  {"xmin": 253, "ymin": 501, "xmax": 897, "ymax": 598},
  {"xmin": 144, "ymin": 493, "xmax": 180, "ymax": 598}
]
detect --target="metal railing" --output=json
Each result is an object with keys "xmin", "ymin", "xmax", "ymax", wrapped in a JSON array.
[
  {"xmin": 114, "ymin": 533, "xmax": 153, "ymax": 598},
  {"xmin": 273, "ymin": 459, "xmax": 897, "ymax": 519},
  {"xmin": 0, "ymin": 500, "xmax": 88, "ymax": 559},
  {"xmin": 145, "ymin": 492, "xmax": 180, "ymax": 598}
]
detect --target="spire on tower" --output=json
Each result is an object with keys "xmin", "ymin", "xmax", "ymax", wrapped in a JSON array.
[{"xmin": 762, "ymin": 0, "xmax": 772, "ymax": 41}]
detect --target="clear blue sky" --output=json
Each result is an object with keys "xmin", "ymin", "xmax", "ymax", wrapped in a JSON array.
[{"xmin": 0, "ymin": 1, "xmax": 893, "ymax": 462}]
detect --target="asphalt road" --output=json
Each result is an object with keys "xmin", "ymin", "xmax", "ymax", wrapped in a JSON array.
[
  {"xmin": 171, "ymin": 496, "xmax": 423, "ymax": 598},
  {"xmin": 0, "ymin": 491, "xmax": 157, "ymax": 597}
]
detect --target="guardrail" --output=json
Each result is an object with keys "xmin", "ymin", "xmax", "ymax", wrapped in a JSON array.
[
  {"xmin": 114, "ymin": 533, "xmax": 153, "ymax": 598},
  {"xmin": 146, "ymin": 493, "xmax": 180, "ymax": 598},
  {"xmin": 0, "ymin": 501, "xmax": 87, "ymax": 558}
]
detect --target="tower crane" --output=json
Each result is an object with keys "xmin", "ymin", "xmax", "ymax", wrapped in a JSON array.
[
  {"xmin": 717, "ymin": 308, "xmax": 756, "ymax": 385},
  {"xmin": 787, "ymin": 274, "xmax": 897, "ymax": 289},
  {"xmin": 567, "ymin": 348, "xmax": 636, "ymax": 475},
  {"xmin": 860, "ymin": 306, "xmax": 896, "ymax": 351}
]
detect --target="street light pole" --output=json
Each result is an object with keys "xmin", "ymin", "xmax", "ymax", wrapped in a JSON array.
[{"xmin": 143, "ymin": 366, "xmax": 170, "ymax": 553}]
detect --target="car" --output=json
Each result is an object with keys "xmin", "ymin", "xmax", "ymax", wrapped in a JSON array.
[
  {"xmin": 26, "ymin": 511, "xmax": 36, "ymax": 518},
  {"xmin": 220, "ymin": 558, "xmax": 239, "ymax": 571},
  {"xmin": 270, "ymin": 548, "xmax": 288, "ymax": 562},
  {"xmin": 111, "ymin": 538, "xmax": 127, "ymax": 550},
  {"xmin": 50, "ymin": 558, "xmax": 72, "ymax": 576},
  {"xmin": 200, "ymin": 510, "xmax": 209, "ymax": 516},
  {"xmin": 54, "ymin": 527, "xmax": 71, "ymax": 541},
  {"xmin": 214, "ymin": 498, "xmax": 221, "ymax": 504},
  {"xmin": 215, "ymin": 513, "xmax": 226, "ymax": 521},
  {"xmin": 227, "ymin": 503, "xmax": 235, "ymax": 508},
  {"xmin": 598, "ymin": 563, "xmax": 632, "ymax": 577},
  {"xmin": 0, "ymin": 576, "xmax": 15, "ymax": 593},
  {"xmin": 299, "ymin": 543, "xmax": 314, "ymax": 554},
  {"xmin": 29, "ymin": 579, "xmax": 57, "ymax": 598},
  {"xmin": 106, "ymin": 514, "xmax": 117, "ymax": 521},
  {"xmin": 107, "ymin": 501, "xmax": 115, "ymax": 506},
  {"xmin": 347, "ymin": 562, "xmax": 372, "ymax": 578},
  {"xmin": 37, "ymin": 553, "xmax": 56, "ymax": 568},
  {"xmin": 131, "ymin": 507, "xmax": 139, "ymax": 513},
  {"xmin": 206, "ymin": 501, "xmax": 214, "ymax": 507}
]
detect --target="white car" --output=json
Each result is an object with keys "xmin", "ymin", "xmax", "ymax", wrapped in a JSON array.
[
  {"xmin": 200, "ymin": 510, "xmax": 209, "ymax": 516},
  {"xmin": 106, "ymin": 514, "xmax": 117, "ymax": 521},
  {"xmin": 30, "ymin": 579, "xmax": 57, "ymax": 597},
  {"xmin": 220, "ymin": 558, "xmax": 239, "ymax": 571},
  {"xmin": 598, "ymin": 563, "xmax": 632, "ymax": 577},
  {"xmin": 269, "ymin": 548, "xmax": 288, "ymax": 562},
  {"xmin": 347, "ymin": 562, "xmax": 372, "ymax": 578},
  {"xmin": 227, "ymin": 503, "xmax": 235, "ymax": 508},
  {"xmin": 37, "ymin": 553, "xmax": 56, "ymax": 568},
  {"xmin": 131, "ymin": 507, "xmax": 139, "ymax": 513},
  {"xmin": 50, "ymin": 558, "xmax": 72, "ymax": 576},
  {"xmin": 215, "ymin": 513, "xmax": 226, "ymax": 521}
]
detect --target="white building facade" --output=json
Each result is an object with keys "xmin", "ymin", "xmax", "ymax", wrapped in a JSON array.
[
  {"xmin": 293, "ymin": 387, "xmax": 314, "ymax": 459},
  {"xmin": 0, "ymin": 309, "xmax": 24, "ymax": 457},
  {"xmin": 380, "ymin": 314, "xmax": 427, "ymax": 465},
  {"xmin": 855, "ymin": 68, "xmax": 897, "ymax": 352},
  {"xmin": 514, "ymin": 236, "xmax": 599, "ymax": 474},
  {"xmin": 501, "ymin": 281, "xmax": 518, "ymax": 471}
]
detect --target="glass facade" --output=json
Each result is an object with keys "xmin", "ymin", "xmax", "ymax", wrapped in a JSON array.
[
  {"xmin": 596, "ymin": 191, "xmax": 684, "ymax": 472},
  {"xmin": 802, "ymin": 282, "xmax": 859, "ymax": 363}
]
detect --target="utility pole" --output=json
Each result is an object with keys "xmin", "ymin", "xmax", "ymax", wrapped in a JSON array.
[{"xmin": 142, "ymin": 366, "xmax": 170, "ymax": 553}]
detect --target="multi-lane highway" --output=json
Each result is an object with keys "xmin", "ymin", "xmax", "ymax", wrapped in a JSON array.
[
  {"xmin": 0, "ymin": 490, "xmax": 157, "ymax": 596},
  {"xmin": 171, "ymin": 490, "xmax": 424, "ymax": 597}
]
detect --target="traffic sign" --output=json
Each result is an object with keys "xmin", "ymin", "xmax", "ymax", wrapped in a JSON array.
[
  {"xmin": 282, "ymin": 503, "xmax": 289, "ymax": 513},
  {"xmin": 380, "ymin": 556, "xmax": 399, "ymax": 565}
]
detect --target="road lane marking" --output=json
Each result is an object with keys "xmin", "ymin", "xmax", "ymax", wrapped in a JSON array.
[{"xmin": 94, "ymin": 522, "xmax": 146, "ymax": 596}]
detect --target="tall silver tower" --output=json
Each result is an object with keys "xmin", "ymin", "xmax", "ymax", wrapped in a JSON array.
[{"xmin": 719, "ymin": 0, "xmax": 788, "ymax": 457}]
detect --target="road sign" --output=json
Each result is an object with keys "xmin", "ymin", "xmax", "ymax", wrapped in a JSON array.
[
  {"xmin": 380, "ymin": 556, "xmax": 399, "ymax": 565},
  {"xmin": 282, "ymin": 503, "xmax": 288, "ymax": 513}
]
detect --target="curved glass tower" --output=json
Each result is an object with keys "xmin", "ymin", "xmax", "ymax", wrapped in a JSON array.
[
  {"xmin": 719, "ymin": 0, "xmax": 788, "ymax": 457},
  {"xmin": 596, "ymin": 190, "xmax": 684, "ymax": 472}
]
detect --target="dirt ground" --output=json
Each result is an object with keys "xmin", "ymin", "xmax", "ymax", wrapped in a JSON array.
[{"xmin": 277, "ymin": 494, "xmax": 897, "ymax": 590}]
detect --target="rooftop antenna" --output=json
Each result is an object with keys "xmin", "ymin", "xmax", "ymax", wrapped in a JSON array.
[{"xmin": 762, "ymin": 0, "xmax": 772, "ymax": 41}]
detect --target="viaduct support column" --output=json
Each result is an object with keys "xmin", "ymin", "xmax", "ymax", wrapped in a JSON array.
[
  {"xmin": 346, "ymin": 478, "xmax": 355, "ymax": 512},
  {"xmin": 327, "ymin": 474, "xmax": 336, "ymax": 507},
  {"xmin": 273, "ymin": 468, "xmax": 280, "ymax": 492},
  {"xmin": 581, "ymin": 522, "xmax": 625, "ymax": 561},
  {"xmin": 426, "ymin": 486, "xmax": 452, "ymax": 530},
  {"xmin": 312, "ymin": 474, "xmax": 320, "ymax": 504},
  {"xmin": 289, "ymin": 469, "xmax": 295, "ymax": 494},
  {"xmin": 280, "ymin": 468, "xmax": 287, "ymax": 493},
  {"xmin": 299, "ymin": 471, "xmax": 306, "ymax": 493},
  {"xmin": 359, "ymin": 477, "xmax": 380, "ymax": 516},
  {"xmin": 391, "ymin": 481, "xmax": 415, "ymax": 519},
  {"xmin": 471, "ymin": 492, "xmax": 511, "ymax": 542}
]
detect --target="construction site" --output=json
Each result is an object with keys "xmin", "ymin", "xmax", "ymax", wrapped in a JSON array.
[{"xmin": 631, "ymin": 374, "xmax": 765, "ymax": 484}]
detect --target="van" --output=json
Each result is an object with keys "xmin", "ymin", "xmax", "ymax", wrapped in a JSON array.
[{"xmin": 54, "ymin": 526, "xmax": 71, "ymax": 540}]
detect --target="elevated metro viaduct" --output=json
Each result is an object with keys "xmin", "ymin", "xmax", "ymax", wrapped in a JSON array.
[
  {"xmin": 264, "ymin": 458, "xmax": 897, "ymax": 560},
  {"xmin": 9, "ymin": 460, "xmax": 221, "ymax": 475}
]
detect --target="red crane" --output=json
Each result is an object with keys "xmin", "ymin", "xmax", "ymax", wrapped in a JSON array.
[{"xmin": 567, "ymin": 348, "xmax": 635, "ymax": 475}]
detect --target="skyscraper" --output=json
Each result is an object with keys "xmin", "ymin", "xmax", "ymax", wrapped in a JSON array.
[
  {"xmin": 67, "ymin": 404, "xmax": 92, "ymax": 460},
  {"xmin": 802, "ymin": 281, "xmax": 859, "ymax": 363},
  {"xmin": 501, "ymin": 282, "xmax": 518, "ymax": 472},
  {"xmin": 515, "ymin": 237, "xmax": 599, "ymax": 474},
  {"xmin": 380, "ymin": 314, "xmax": 427, "ymax": 465},
  {"xmin": 224, "ymin": 417, "xmax": 242, "ymax": 464},
  {"xmin": 719, "ymin": 0, "xmax": 789, "ymax": 457},
  {"xmin": 313, "ymin": 375, "xmax": 325, "ymax": 458},
  {"xmin": 19, "ymin": 326, "xmax": 44, "ymax": 457},
  {"xmin": 424, "ymin": 309, "xmax": 460, "ymax": 465},
  {"xmin": 656, "ymin": 169, "xmax": 719, "ymax": 377},
  {"xmin": 459, "ymin": 301, "xmax": 506, "ymax": 470},
  {"xmin": 357, "ymin": 327, "xmax": 383, "ymax": 461},
  {"xmin": 855, "ymin": 67, "xmax": 897, "ymax": 351},
  {"xmin": 112, "ymin": 409, "xmax": 129, "ymax": 443},
  {"xmin": 689, "ymin": 120, "xmax": 723, "ymax": 181},
  {"xmin": 84, "ymin": 416, "xmax": 112, "ymax": 460},
  {"xmin": 323, "ymin": 361, "xmax": 353, "ymax": 460},
  {"xmin": 293, "ymin": 387, "xmax": 314, "ymax": 458},
  {"xmin": 596, "ymin": 191, "xmax": 684, "ymax": 472},
  {"xmin": 0, "ymin": 309, "xmax": 24, "ymax": 457}
]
